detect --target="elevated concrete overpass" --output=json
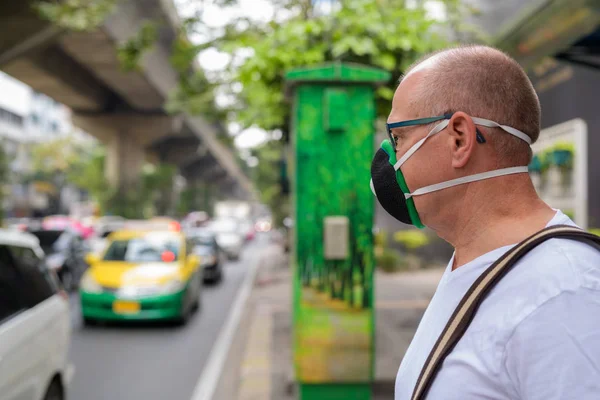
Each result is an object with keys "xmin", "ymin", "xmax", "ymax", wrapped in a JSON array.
[{"xmin": 0, "ymin": 0, "xmax": 252, "ymax": 200}]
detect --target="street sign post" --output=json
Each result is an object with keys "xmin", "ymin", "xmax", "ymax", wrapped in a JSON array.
[{"xmin": 285, "ymin": 63, "xmax": 390, "ymax": 400}]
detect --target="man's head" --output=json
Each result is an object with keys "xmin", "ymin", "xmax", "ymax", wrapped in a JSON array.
[{"xmin": 386, "ymin": 45, "xmax": 540, "ymax": 227}]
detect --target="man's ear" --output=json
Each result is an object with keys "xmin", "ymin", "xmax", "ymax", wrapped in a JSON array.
[{"xmin": 447, "ymin": 111, "xmax": 477, "ymax": 168}]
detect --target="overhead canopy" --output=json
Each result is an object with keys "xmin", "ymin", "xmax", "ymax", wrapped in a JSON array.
[
  {"xmin": 555, "ymin": 27, "xmax": 600, "ymax": 70},
  {"xmin": 471, "ymin": 0, "xmax": 600, "ymax": 70}
]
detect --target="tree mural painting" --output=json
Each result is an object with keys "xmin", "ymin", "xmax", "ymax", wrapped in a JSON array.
[{"xmin": 287, "ymin": 64, "xmax": 388, "ymax": 398}]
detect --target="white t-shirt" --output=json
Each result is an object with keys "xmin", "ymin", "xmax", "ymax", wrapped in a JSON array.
[{"xmin": 395, "ymin": 210, "xmax": 600, "ymax": 399}]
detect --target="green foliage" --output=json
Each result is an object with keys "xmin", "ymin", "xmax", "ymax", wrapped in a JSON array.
[
  {"xmin": 394, "ymin": 230, "xmax": 430, "ymax": 250},
  {"xmin": 102, "ymin": 163, "xmax": 177, "ymax": 219},
  {"xmin": 30, "ymin": 135, "xmax": 81, "ymax": 175},
  {"xmin": 373, "ymin": 230, "xmax": 388, "ymax": 248},
  {"xmin": 117, "ymin": 21, "xmax": 159, "ymax": 72},
  {"xmin": 589, "ymin": 228, "xmax": 600, "ymax": 237},
  {"xmin": 176, "ymin": 181, "xmax": 218, "ymax": 217},
  {"xmin": 67, "ymin": 147, "xmax": 113, "ymax": 211},
  {"xmin": 250, "ymin": 140, "xmax": 288, "ymax": 226},
  {"xmin": 142, "ymin": 163, "xmax": 177, "ymax": 216},
  {"xmin": 209, "ymin": 0, "xmax": 478, "ymax": 211},
  {"xmin": 563, "ymin": 209, "xmax": 575, "ymax": 221},
  {"xmin": 376, "ymin": 248, "xmax": 405, "ymax": 273},
  {"xmin": 176, "ymin": 186, "xmax": 196, "ymax": 217},
  {"xmin": 34, "ymin": 0, "xmax": 118, "ymax": 31},
  {"xmin": 165, "ymin": 70, "xmax": 224, "ymax": 120},
  {"xmin": 30, "ymin": 136, "xmax": 114, "ymax": 212},
  {"xmin": 535, "ymin": 141, "xmax": 575, "ymax": 170},
  {"xmin": 29, "ymin": 137, "xmax": 178, "ymax": 218},
  {"xmin": 213, "ymin": 0, "xmax": 478, "ymax": 131}
]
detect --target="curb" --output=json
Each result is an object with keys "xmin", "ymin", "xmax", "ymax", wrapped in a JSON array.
[{"xmin": 238, "ymin": 304, "xmax": 273, "ymax": 400}]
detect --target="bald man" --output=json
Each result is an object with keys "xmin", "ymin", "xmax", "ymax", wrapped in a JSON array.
[{"xmin": 370, "ymin": 45, "xmax": 600, "ymax": 399}]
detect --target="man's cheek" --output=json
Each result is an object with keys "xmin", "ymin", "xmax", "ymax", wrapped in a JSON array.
[{"xmin": 401, "ymin": 163, "xmax": 419, "ymax": 193}]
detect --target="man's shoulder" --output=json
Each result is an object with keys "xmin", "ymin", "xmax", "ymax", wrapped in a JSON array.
[
  {"xmin": 521, "ymin": 236, "xmax": 600, "ymax": 291},
  {"xmin": 495, "ymin": 236, "xmax": 600, "ymax": 294},
  {"xmin": 472, "ymin": 237, "xmax": 600, "ymax": 342}
]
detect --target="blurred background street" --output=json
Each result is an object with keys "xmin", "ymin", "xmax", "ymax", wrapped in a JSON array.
[
  {"xmin": 68, "ymin": 236, "xmax": 267, "ymax": 400},
  {"xmin": 0, "ymin": 0, "xmax": 599, "ymax": 399}
]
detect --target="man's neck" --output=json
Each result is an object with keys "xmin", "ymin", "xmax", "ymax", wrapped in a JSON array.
[{"xmin": 435, "ymin": 183, "xmax": 556, "ymax": 270}]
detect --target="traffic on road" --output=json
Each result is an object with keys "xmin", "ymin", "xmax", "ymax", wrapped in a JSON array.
[{"xmin": 0, "ymin": 209, "xmax": 276, "ymax": 400}]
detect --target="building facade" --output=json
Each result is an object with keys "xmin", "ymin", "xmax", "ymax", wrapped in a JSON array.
[{"xmin": 0, "ymin": 72, "xmax": 92, "ymax": 217}]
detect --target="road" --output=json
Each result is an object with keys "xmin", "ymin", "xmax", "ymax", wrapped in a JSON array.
[{"xmin": 67, "ymin": 236, "xmax": 269, "ymax": 400}]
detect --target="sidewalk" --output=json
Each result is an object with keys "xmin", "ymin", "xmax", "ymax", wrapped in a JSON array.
[{"xmin": 213, "ymin": 243, "xmax": 444, "ymax": 400}]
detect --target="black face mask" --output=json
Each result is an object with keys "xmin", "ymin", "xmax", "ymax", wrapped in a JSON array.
[
  {"xmin": 371, "ymin": 114, "xmax": 532, "ymax": 229},
  {"xmin": 370, "ymin": 140, "xmax": 424, "ymax": 228}
]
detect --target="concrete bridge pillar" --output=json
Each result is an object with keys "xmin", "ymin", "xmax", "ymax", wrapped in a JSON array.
[
  {"xmin": 73, "ymin": 113, "xmax": 184, "ymax": 192},
  {"xmin": 105, "ymin": 132, "xmax": 145, "ymax": 190}
]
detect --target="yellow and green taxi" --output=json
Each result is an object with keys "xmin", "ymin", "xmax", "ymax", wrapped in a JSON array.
[{"xmin": 79, "ymin": 226, "xmax": 202, "ymax": 325}]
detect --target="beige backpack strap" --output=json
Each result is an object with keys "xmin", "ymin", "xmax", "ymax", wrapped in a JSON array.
[{"xmin": 411, "ymin": 225, "xmax": 600, "ymax": 400}]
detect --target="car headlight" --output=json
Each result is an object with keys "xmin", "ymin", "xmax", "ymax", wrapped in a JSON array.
[
  {"xmin": 80, "ymin": 274, "xmax": 102, "ymax": 293},
  {"xmin": 158, "ymin": 279, "xmax": 185, "ymax": 294},
  {"xmin": 201, "ymin": 255, "xmax": 217, "ymax": 266},
  {"xmin": 118, "ymin": 279, "xmax": 185, "ymax": 297}
]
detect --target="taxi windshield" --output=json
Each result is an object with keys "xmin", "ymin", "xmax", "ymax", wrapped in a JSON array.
[{"xmin": 103, "ymin": 234, "xmax": 180, "ymax": 262}]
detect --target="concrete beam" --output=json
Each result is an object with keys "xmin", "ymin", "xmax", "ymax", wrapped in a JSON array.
[
  {"xmin": 185, "ymin": 117, "xmax": 255, "ymax": 197},
  {"xmin": 0, "ymin": 1, "xmax": 56, "ymax": 61},
  {"xmin": 0, "ymin": 25, "xmax": 61, "ymax": 67},
  {"xmin": 3, "ymin": 46, "xmax": 112, "ymax": 111},
  {"xmin": 101, "ymin": 2, "xmax": 255, "ymax": 199},
  {"xmin": 73, "ymin": 113, "xmax": 185, "ymax": 146},
  {"xmin": 59, "ymin": 30, "xmax": 164, "ymax": 111},
  {"xmin": 159, "ymin": 141, "xmax": 202, "ymax": 166},
  {"xmin": 181, "ymin": 157, "xmax": 222, "ymax": 181}
]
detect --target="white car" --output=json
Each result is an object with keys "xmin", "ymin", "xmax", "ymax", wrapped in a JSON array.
[
  {"xmin": 0, "ymin": 229, "xmax": 72, "ymax": 400},
  {"xmin": 208, "ymin": 219, "xmax": 244, "ymax": 260}
]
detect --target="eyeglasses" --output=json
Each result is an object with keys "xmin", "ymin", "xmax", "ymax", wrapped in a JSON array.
[{"xmin": 386, "ymin": 113, "xmax": 486, "ymax": 147}]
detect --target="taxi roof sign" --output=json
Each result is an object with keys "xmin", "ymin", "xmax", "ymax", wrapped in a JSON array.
[{"xmin": 122, "ymin": 220, "xmax": 181, "ymax": 232}]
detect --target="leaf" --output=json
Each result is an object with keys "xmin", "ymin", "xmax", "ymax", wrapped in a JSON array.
[
  {"xmin": 34, "ymin": 0, "xmax": 119, "ymax": 32},
  {"xmin": 376, "ymin": 86, "xmax": 395, "ymax": 100},
  {"xmin": 376, "ymin": 53, "xmax": 396, "ymax": 71},
  {"xmin": 117, "ymin": 21, "xmax": 159, "ymax": 72}
]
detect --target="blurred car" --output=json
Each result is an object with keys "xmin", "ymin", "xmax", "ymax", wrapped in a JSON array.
[
  {"xmin": 79, "ymin": 228, "xmax": 202, "ymax": 326},
  {"xmin": 29, "ymin": 228, "xmax": 89, "ymax": 292},
  {"xmin": 188, "ymin": 229, "xmax": 223, "ymax": 283},
  {"xmin": 87, "ymin": 217, "xmax": 126, "ymax": 256},
  {"xmin": 4, "ymin": 217, "xmax": 32, "ymax": 231},
  {"xmin": 0, "ymin": 229, "xmax": 72, "ymax": 400},
  {"xmin": 239, "ymin": 220, "xmax": 256, "ymax": 242},
  {"xmin": 255, "ymin": 219, "xmax": 272, "ymax": 233},
  {"xmin": 42, "ymin": 215, "xmax": 95, "ymax": 240},
  {"xmin": 208, "ymin": 218, "xmax": 244, "ymax": 260},
  {"xmin": 182, "ymin": 211, "xmax": 210, "ymax": 232}
]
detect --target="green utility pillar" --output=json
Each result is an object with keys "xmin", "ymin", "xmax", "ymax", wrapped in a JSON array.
[{"xmin": 285, "ymin": 63, "xmax": 390, "ymax": 400}]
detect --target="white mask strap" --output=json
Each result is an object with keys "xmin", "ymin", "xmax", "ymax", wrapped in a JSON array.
[
  {"xmin": 394, "ymin": 120, "xmax": 449, "ymax": 171},
  {"xmin": 470, "ymin": 117, "xmax": 532, "ymax": 145},
  {"xmin": 404, "ymin": 166, "xmax": 529, "ymax": 199}
]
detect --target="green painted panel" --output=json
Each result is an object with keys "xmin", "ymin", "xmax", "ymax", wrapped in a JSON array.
[
  {"xmin": 299, "ymin": 383, "xmax": 372, "ymax": 400},
  {"xmin": 291, "ymin": 80, "xmax": 376, "ymax": 391},
  {"xmin": 286, "ymin": 62, "xmax": 390, "ymax": 83},
  {"xmin": 324, "ymin": 88, "xmax": 349, "ymax": 133}
]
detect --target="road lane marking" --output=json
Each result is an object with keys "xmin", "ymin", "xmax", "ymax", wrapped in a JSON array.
[{"xmin": 190, "ymin": 251, "xmax": 260, "ymax": 400}]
